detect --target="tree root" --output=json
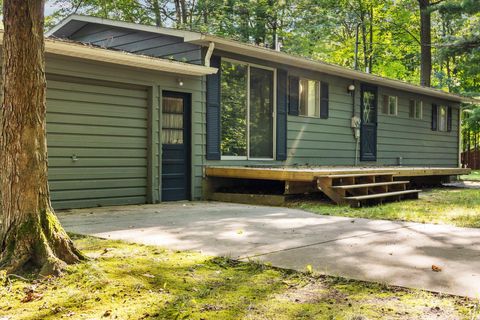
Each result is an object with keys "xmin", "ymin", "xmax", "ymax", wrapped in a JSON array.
[{"xmin": 0, "ymin": 208, "xmax": 84, "ymax": 276}]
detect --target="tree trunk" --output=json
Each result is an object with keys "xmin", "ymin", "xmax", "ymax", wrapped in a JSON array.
[
  {"xmin": 151, "ymin": 0, "xmax": 163, "ymax": 27},
  {"xmin": 418, "ymin": 0, "xmax": 432, "ymax": 87},
  {"xmin": 0, "ymin": 0, "xmax": 83, "ymax": 276}
]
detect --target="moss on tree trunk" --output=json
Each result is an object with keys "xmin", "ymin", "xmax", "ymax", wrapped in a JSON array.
[{"xmin": 0, "ymin": 0, "xmax": 83, "ymax": 276}]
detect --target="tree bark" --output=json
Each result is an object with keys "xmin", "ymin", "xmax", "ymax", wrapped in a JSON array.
[
  {"xmin": 0, "ymin": 0, "xmax": 83, "ymax": 276},
  {"xmin": 418, "ymin": 0, "xmax": 432, "ymax": 87}
]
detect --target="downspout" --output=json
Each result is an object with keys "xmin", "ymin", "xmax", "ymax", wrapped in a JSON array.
[{"xmin": 204, "ymin": 42, "xmax": 215, "ymax": 67}]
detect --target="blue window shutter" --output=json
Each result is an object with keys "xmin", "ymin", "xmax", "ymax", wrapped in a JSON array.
[
  {"xmin": 206, "ymin": 56, "xmax": 221, "ymax": 160},
  {"xmin": 276, "ymin": 69, "xmax": 288, "ymax": 161},
  {"xmin": 431, "ymin": 104, "xmax": 438, "ymax": 131},
  {"xmin": 288, "ymin": 76, "xmax": 299, "ymax": 115},
  {"xmin": 447, "ymin": 106, "xmax": 453, "ymax": 132},
  {"xmin": 320, "ymin": 81, "xmax": 329, "ymax": 119}
]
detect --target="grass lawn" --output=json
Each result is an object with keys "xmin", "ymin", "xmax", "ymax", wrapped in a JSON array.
[
  {"xmin": 289, "ymin": 188, "xmax": 480, "ymax": 228},
  {"xmin": 1, "ymin": 235, "xmax": 478, "ymax": 320},
  {"xmin": 461, "ymin": 170, "xmax": 480, "ymax": 181}
]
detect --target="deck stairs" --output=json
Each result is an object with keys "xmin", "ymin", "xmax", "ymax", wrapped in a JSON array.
[{"xmin": 316, "ymin": 172, "xmax": 421, "ymax": 207}]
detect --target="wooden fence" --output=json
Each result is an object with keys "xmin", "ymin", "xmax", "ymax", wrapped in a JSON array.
[{"xmin": 462, "ymin": 150, "xmax": 480, "ymax": 169}]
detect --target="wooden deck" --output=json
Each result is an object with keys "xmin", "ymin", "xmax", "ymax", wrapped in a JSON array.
[{"xmin": 205, "ymin": 166, "xmax": 470, "ymax": 182}]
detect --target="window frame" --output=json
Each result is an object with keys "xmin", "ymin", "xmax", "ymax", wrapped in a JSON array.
[
  {"xmin": 220, "ymin": 58, "xmax": 277, "ymax": 161},
  {"xmin": 438, "ymin": 105, "xmax": 448, "ymax": 132},
  {"xmin": 382, "ymin": 95, "xmax": 398, "ymax": 116},
  {"xmin": 409, "ymin": 99, "xmax": 423, "ymax": 120},
  {"xmin": 298, "ymin": 78, "xmax": 320, "ymax": 118}
]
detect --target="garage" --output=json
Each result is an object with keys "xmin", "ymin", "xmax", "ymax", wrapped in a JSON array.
[{"xmin": 46, "ymin": 76, "xmax": 149, "ymax": 209}]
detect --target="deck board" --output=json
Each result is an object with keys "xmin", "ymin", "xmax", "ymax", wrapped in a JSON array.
[{"xmin": 205, "ymin": 166, "xmax": 471, "ymax": 182}]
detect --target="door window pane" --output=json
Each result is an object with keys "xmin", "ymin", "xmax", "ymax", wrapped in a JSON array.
[
  {"xmin": 363, "ymin": 91, "xmax": 376, "ymax": 123},
  {"xmin": 220, "ymin": 61, "xmax": 247, "ymax": 157},
  {"xmin": 249, "ymin": 67, "xmax": 274, "ymax": 158},
  {"xmin": 162, "ymin": 97, "xmax": 183, "ymax": 144}
]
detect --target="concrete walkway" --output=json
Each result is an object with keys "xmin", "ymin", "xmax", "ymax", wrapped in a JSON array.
[{"xmin": 59, "ymin": 202, "xmax": 480, "ymax": 299}]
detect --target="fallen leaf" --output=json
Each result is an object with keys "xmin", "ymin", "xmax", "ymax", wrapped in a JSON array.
[
  {"xmin": 21, "ymin": 291, "xmax": 43, "ymax": 303},
  {"xmin": 103, "ymin": 310, "xmax": 112, "ymax": 317},
  {"xmin": 236, "ymin": 229, "xmax": 244, "ymax": 235},
  {"xmin": 142, "ymin": 273, "xmax": 155, "ymax": 278},
  {"xmin": 432, "ymin": 265, "xmax": 442, "ymax": 272}
]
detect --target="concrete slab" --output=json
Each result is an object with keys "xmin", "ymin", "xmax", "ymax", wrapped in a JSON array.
[{"xmin": 59, "ymin": 201, "xmax": 480, "ymax": 299}]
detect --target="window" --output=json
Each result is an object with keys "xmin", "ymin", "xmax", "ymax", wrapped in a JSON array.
[
  {"xmin": 382, "ymin": 95, "xmax": 398, "ymax": 116},
  {"xmin": 438, "ymin": 105, "xmax": 447, "ymax": 132},
  {"xmin": 220, "ymin": 59, "xmax": 275, "ymax": 159},
  {"xmin": 409, "ymin": 100, "xmax": 423, "ymax": 119},
  {"xmin": 299, "ymin": 79, "xmax": 320, "ymax": 117}
]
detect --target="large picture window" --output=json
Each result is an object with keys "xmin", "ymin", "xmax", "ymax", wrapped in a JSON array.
[{"xmin": 220, "ymin": 59, "xmax": 275, "ymax": 159}]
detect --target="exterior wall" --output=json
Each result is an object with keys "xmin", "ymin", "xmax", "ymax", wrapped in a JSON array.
[
  {"xmin": 204, "ymin": 50, "xmax": 461, "ymax": 171},
  {"xmin": 376, "ymin": 88, "xmax": 459, "ymax": 167},
  {"xmin": 66, "ymin": 23, "xmax": 203, "ymax": 65},
  {"xmin": 44, "ymin": 54, "xmax": 205, "ymax": 208}
]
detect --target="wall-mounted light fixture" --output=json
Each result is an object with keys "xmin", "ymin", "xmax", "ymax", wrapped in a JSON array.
[
  {"xmin": 177, "ymin": 78, "xmax": 184, "ymax": 87},
  {"xmin": 347, "ymin": 84, "xmax": 356, "ymax": 93}
]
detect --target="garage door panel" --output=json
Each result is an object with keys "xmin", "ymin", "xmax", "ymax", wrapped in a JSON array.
[
  {"xmin": 47, "ymin": 134, "xmax": 147, "ymax": 148},
  {"xmin": 47, "ymin": 79, "xmax": 149, "ymax": 209},
  {"xmin": 50, "ymin": 187, "xmax": 147, "ymax": 201},
  {"xmin": 47, "ymin": 100, "xmax": 147, "ymax": 119},
  {"xmin": 50, "ymin": 178, "xmax": 147, "ymax": 191},
  {"xmin": 47, "ymin": 113, "xmax": 147, "ymax": 128},
  {"xmin": 49, "ymin": 167, "xmax": 147, "ymax": 180},
  {"xmin": 48, "ymin": 158, "xmax": 147, "ymax": 167},
  {"xmin": 47, "ymin": 123, "xmax": 147, "ymax": 137},
  {"xmin": 48, "ymin": 147, "xmax": 146, "ymax": 158},
  {"xmin": 48, "ymin": 80, "xmax": 148, "ymax": 99},
  {"xmin": 47, "ymin": 88, "xmax": 147, "ymax": 108}
]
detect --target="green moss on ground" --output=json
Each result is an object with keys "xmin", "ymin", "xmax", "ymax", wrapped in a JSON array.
[
  {"xmin": 290, "ymin": 188, "xmax": 480, "ymax": 228},
  {"xmin": 0, "ymin": 235, "xmax": 478, "ymax": 319}
]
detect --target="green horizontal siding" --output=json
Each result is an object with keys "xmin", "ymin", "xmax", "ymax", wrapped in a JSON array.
[{"xmin": 47, "ymin": 79, "xmax": 149, "ymax": 209}]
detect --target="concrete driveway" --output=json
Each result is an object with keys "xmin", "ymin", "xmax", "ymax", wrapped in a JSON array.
[{"xmin": 59, "ymin": 201, "xmax": 480, "ymax": 299}]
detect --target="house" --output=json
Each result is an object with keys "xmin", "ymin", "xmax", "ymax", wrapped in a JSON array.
[{"xmin": 41, "ymin": 15, "xmax": 473, "ymax": 209}]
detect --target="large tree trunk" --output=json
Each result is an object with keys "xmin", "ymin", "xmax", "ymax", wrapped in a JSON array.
[
  {"xmin": 0, "ymin": 0, "xmax": 83, "ymax": 276},
  {"xmin": 418, "ymin": 0, "xmax": 432, "ymax": 87}
]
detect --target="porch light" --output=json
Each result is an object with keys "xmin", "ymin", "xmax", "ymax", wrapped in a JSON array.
[
  {"xmin": 347, "ymin": 84, "xmax": 355, "ymax": 92},
  {"xmin": 177, "ymin": 78, "xmax": 184, "ymax": 86}
]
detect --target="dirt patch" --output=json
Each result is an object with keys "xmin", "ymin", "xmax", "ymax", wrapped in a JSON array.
[{"xmin": 276, "ymin": 280, "xmax": 346, "ymax": 304}]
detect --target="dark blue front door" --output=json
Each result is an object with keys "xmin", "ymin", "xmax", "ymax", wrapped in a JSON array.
[
  {"xmin": 161, "ymin": 91, "xmax": 191, "ymax": 201},
  {"xmin": 360, "ymin": 84, "xmax": 378, "ymax": 161}
]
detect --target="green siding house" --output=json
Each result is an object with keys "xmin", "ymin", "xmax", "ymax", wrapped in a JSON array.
[{"xmin": 39, "ymin": 15, "xmax": 474, "ymax": 209}]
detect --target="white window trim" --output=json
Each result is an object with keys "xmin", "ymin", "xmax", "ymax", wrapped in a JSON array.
[
  {"xmin": 388, "ymin": 96, "xmax": 398, "ymax": 116},
  {"xmin": 415, "ymin": 100, "xmax": 423, "ymax": 119},
  {"xmin": 220, "ymin": 58, "xmax": 277, "ymax": 161},
  {"xmin": 298, "ymin": 78, "xmax": 320, "ymax": 118},
  {"xmin": 410, "ymin": 99, "xmax": 423, "ymax": 120}
]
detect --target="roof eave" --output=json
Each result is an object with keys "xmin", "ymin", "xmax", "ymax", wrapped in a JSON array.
[
  {"xmin": 188, "ymin": 35, "xmax": 477, "ymax": 104},
  {"xmin": 0, "ymin": 31, "xmax": 217, "ymax": 76}
]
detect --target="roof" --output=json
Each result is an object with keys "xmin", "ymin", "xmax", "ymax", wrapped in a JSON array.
[
  {"xmin": 0, "ymin": 30, "xmax": 216, "ymax": 77},
  {"xmin": 48, "ymin": 15, "xmax": 478, "ymax": 104}
]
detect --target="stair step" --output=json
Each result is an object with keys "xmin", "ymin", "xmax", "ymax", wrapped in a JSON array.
[
  {"xmin": 332, "ymin": 181, "xmax": 410, "ymax": 189},
  {"xmin": 344, "ymin": 189, "xmax": 421, "ymax": 201},
  {"xmin": 321, "ymin": 172, "xmax": 396, "ymax": 179}
]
